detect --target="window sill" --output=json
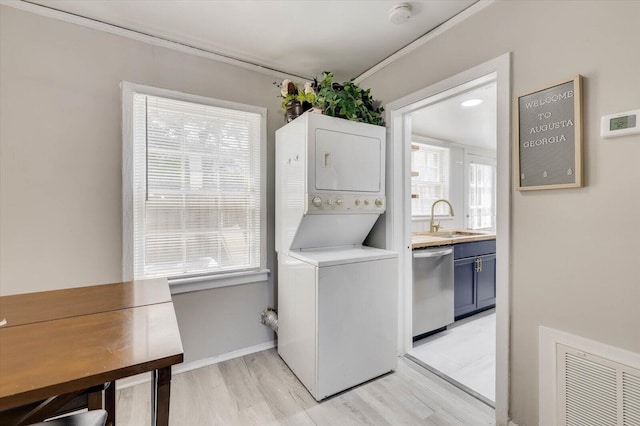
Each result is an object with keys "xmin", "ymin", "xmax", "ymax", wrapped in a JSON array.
[{"xmin": 168, "ymin": 269, "xmax": 270, "ymax": 294}]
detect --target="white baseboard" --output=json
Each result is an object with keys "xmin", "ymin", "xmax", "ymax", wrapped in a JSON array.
[{"xmin": 116, "ymin": 340, "xmax": 276, "ymax": 390}]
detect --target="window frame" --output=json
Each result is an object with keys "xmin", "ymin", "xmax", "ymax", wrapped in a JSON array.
[
  {"xmin": 410, "ymin": 142, "xmax": 451, "ymax": 218},
  {"xmin": 464, "ymin": 153, "xmax": 497, "ymax": 230},
  {"xmin": 121, "ymin": 82, "xmax": 268, "ymax": 293}
]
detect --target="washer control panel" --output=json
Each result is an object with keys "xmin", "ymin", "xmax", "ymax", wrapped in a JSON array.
[{"xmin": 306, "ymin": 193, "xmax": 386, "ymax": 213}]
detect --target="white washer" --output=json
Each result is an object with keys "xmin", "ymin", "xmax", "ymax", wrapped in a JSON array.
[{"xmin": 278, "ymin": 246, "xmax": 397, "ymax": 401}]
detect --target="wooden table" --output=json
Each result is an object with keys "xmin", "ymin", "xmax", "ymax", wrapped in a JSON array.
[{"xmin": 0, "ymin": 279, "xmax": 184, "ymax": 426}]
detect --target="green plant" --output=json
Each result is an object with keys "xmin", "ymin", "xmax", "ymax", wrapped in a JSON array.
[
  {"xmin": 313, "ymin": 72, "xmax": 385, "ymax": 126},
  {"xmin": 274, "ymin": 79, "xmax": 315, "ymax": 109}
]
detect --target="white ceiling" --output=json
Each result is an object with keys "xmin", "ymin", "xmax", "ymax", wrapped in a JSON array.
[
  {"xmin": 26, "ymin": 0, "xmax": 477, "ymax": 81},
  {"xmin": 412, "ymin": 82, "xmax": 497, "ymax": 151}
]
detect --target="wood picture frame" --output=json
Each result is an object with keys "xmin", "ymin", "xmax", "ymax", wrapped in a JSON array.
[{"xmin": 514, "ymin": 75, "xmax": 583, "ymax": 191}]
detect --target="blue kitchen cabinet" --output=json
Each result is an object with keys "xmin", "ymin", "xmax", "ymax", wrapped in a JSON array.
[
  {"xmin": 453, "ymin": 256, "xmax": 477, "ymax": 318},
  {"xmin": 476, "ymin": 253, "xmax": 496, "ymax": 310},
  {"xmin": 454, "ymin": 240, "xmax": 496, "ymax": 320}
]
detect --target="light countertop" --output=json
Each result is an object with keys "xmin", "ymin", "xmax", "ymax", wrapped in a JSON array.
[{"xmin": 411, "ymin": 231, "xmax": 496, "ymax": 249}]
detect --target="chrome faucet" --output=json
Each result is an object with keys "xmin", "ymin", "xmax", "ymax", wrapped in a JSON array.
[{"xmin": 430, "ymin": 199, "xmax": 454, "ymax": 233}]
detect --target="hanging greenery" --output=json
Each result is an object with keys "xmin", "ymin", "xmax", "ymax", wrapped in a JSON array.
[{"xmin": 313, "ymin": 72, "xmax": 385, "ymax": 126}]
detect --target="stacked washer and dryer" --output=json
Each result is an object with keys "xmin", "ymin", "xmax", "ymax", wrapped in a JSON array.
[{"xmin": 275, "ymin": 113, "xmax": 398, "ymax": 401}]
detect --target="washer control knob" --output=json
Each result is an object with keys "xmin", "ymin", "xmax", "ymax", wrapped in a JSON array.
[
  {"xmin": 336, "ymin": 198, "xmax": 343, "ymax": 206},
  {"xmin": 312, "ymin": 196, "xmax": 322, "ymax": 208},
  {"xmin": 364, "ymin": 199, "xmax": 370, "ymax": 206},
  {"xmin": 375, "ymin": 198, "xmax": 383, "ymax": 207},
  {"xmin": 327, "ymin": 199, "xmax": 334, "ymax": 206},
  {"xmin": 355, "ymin": 199, "xmax": 361, "ymax": 206}
]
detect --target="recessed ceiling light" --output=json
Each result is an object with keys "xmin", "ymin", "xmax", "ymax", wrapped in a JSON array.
[{"xmin": 461, "ymin": 98, "xmax": 484, "ymax": 107}]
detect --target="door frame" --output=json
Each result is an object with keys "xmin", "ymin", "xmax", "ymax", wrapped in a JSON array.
[{"xmin": 384, "ymin": 52, "xmax": 511, "ymax": 424}]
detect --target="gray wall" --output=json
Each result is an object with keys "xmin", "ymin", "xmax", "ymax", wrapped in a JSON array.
[
  {"xmin": 361, "ymin": 1, "xmax": 640, "ymax": 424},
  {"xmin": 3, "ymin": 3, "xmax": 640, "ymax": 423},
  {"xmin": 0, "ymin": 6, "xmax": 282, "ymax": 362}
]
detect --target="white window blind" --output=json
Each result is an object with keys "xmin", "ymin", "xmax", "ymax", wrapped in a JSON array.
[
  {"xmin": 468, "ymin": 161, "xmax": 496, "ymax": 230},
  {"xmin": 129, "ymin": 91, "xmax": 263, "ymax": 280},
  {"xmin": 411, "ymin": 144, "xmax": 450, "ymax": 216}
]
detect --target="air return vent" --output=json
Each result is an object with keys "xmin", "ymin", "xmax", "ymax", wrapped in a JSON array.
[
  {"xmin": 557, "ymin": 344, "xmax": 640, "ymax": 426},
  {"xmin": 624, "ymin": 373, "xmax": 640, "ymax": 425}
]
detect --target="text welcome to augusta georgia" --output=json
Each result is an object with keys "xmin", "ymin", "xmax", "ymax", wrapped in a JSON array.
[{"xmin": 521, "ymin": 89, "xmax": 574, "ymax": 149}]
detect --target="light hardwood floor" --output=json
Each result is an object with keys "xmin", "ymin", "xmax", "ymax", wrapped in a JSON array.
[
  {"xmin": 409, "ymin": 311, "xmax": 496, "ymax": 404},
  {"xmin": 116, "ymin": 348, "xmax": 495, "ymax": 425}
]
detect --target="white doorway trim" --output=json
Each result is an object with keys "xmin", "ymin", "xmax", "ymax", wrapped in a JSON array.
[{"xmin": 384, "ymin": 52, "xmax": 511, "ymax": 424}]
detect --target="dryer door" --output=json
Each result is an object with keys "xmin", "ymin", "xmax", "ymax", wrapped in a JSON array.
[{"xmin": 314, "ymin": 129, "xmax": 381, "ymax": 192}]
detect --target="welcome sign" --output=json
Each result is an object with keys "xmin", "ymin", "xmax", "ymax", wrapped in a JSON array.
[{"xmin": 516, "ymin": 76, "xmax": 583, "ymax": 190}]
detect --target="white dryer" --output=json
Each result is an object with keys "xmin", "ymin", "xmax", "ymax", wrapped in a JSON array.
[{"xmin": 275, "ymin": 113, "xmax": 398, "ymax": 401}]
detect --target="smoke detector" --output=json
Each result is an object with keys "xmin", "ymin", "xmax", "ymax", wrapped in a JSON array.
[{"xmin": 389, "ymin": 3, "xmax": 412, "ymax": 24}]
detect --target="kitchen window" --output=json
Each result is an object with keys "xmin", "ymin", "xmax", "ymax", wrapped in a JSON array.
[
  {"xmin": 467, "ymin": 157, "xmax": 496, "ymax": 230},
  {"xmin": 122, "ymin": 82, "xmax": 267, "ymax": 291},
  {"xmin": 411, "ymin": 143, "xmax": 450, "ymax": 216}
]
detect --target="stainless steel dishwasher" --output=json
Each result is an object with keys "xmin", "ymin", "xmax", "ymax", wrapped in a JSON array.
[{"xmin": 412, "ymin": 245, "xmax": 454, "ymax": 338}]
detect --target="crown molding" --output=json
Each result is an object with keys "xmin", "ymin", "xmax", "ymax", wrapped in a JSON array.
[
  {"xmin": 0, "ymin": 0, "xmax": 310, "ymax": 81},
  {"xmin": 1, "ymin": 0, "xmax": 493, "ymax": 85},
  {"xmin": 354, "ymin": 0, "xmax": 496, "ymax": 83}
]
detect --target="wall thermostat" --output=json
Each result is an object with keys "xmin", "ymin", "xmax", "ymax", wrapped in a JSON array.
[{"xmin": 600, "ymin": 109, "xmax": 639, "ymax": 138}]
